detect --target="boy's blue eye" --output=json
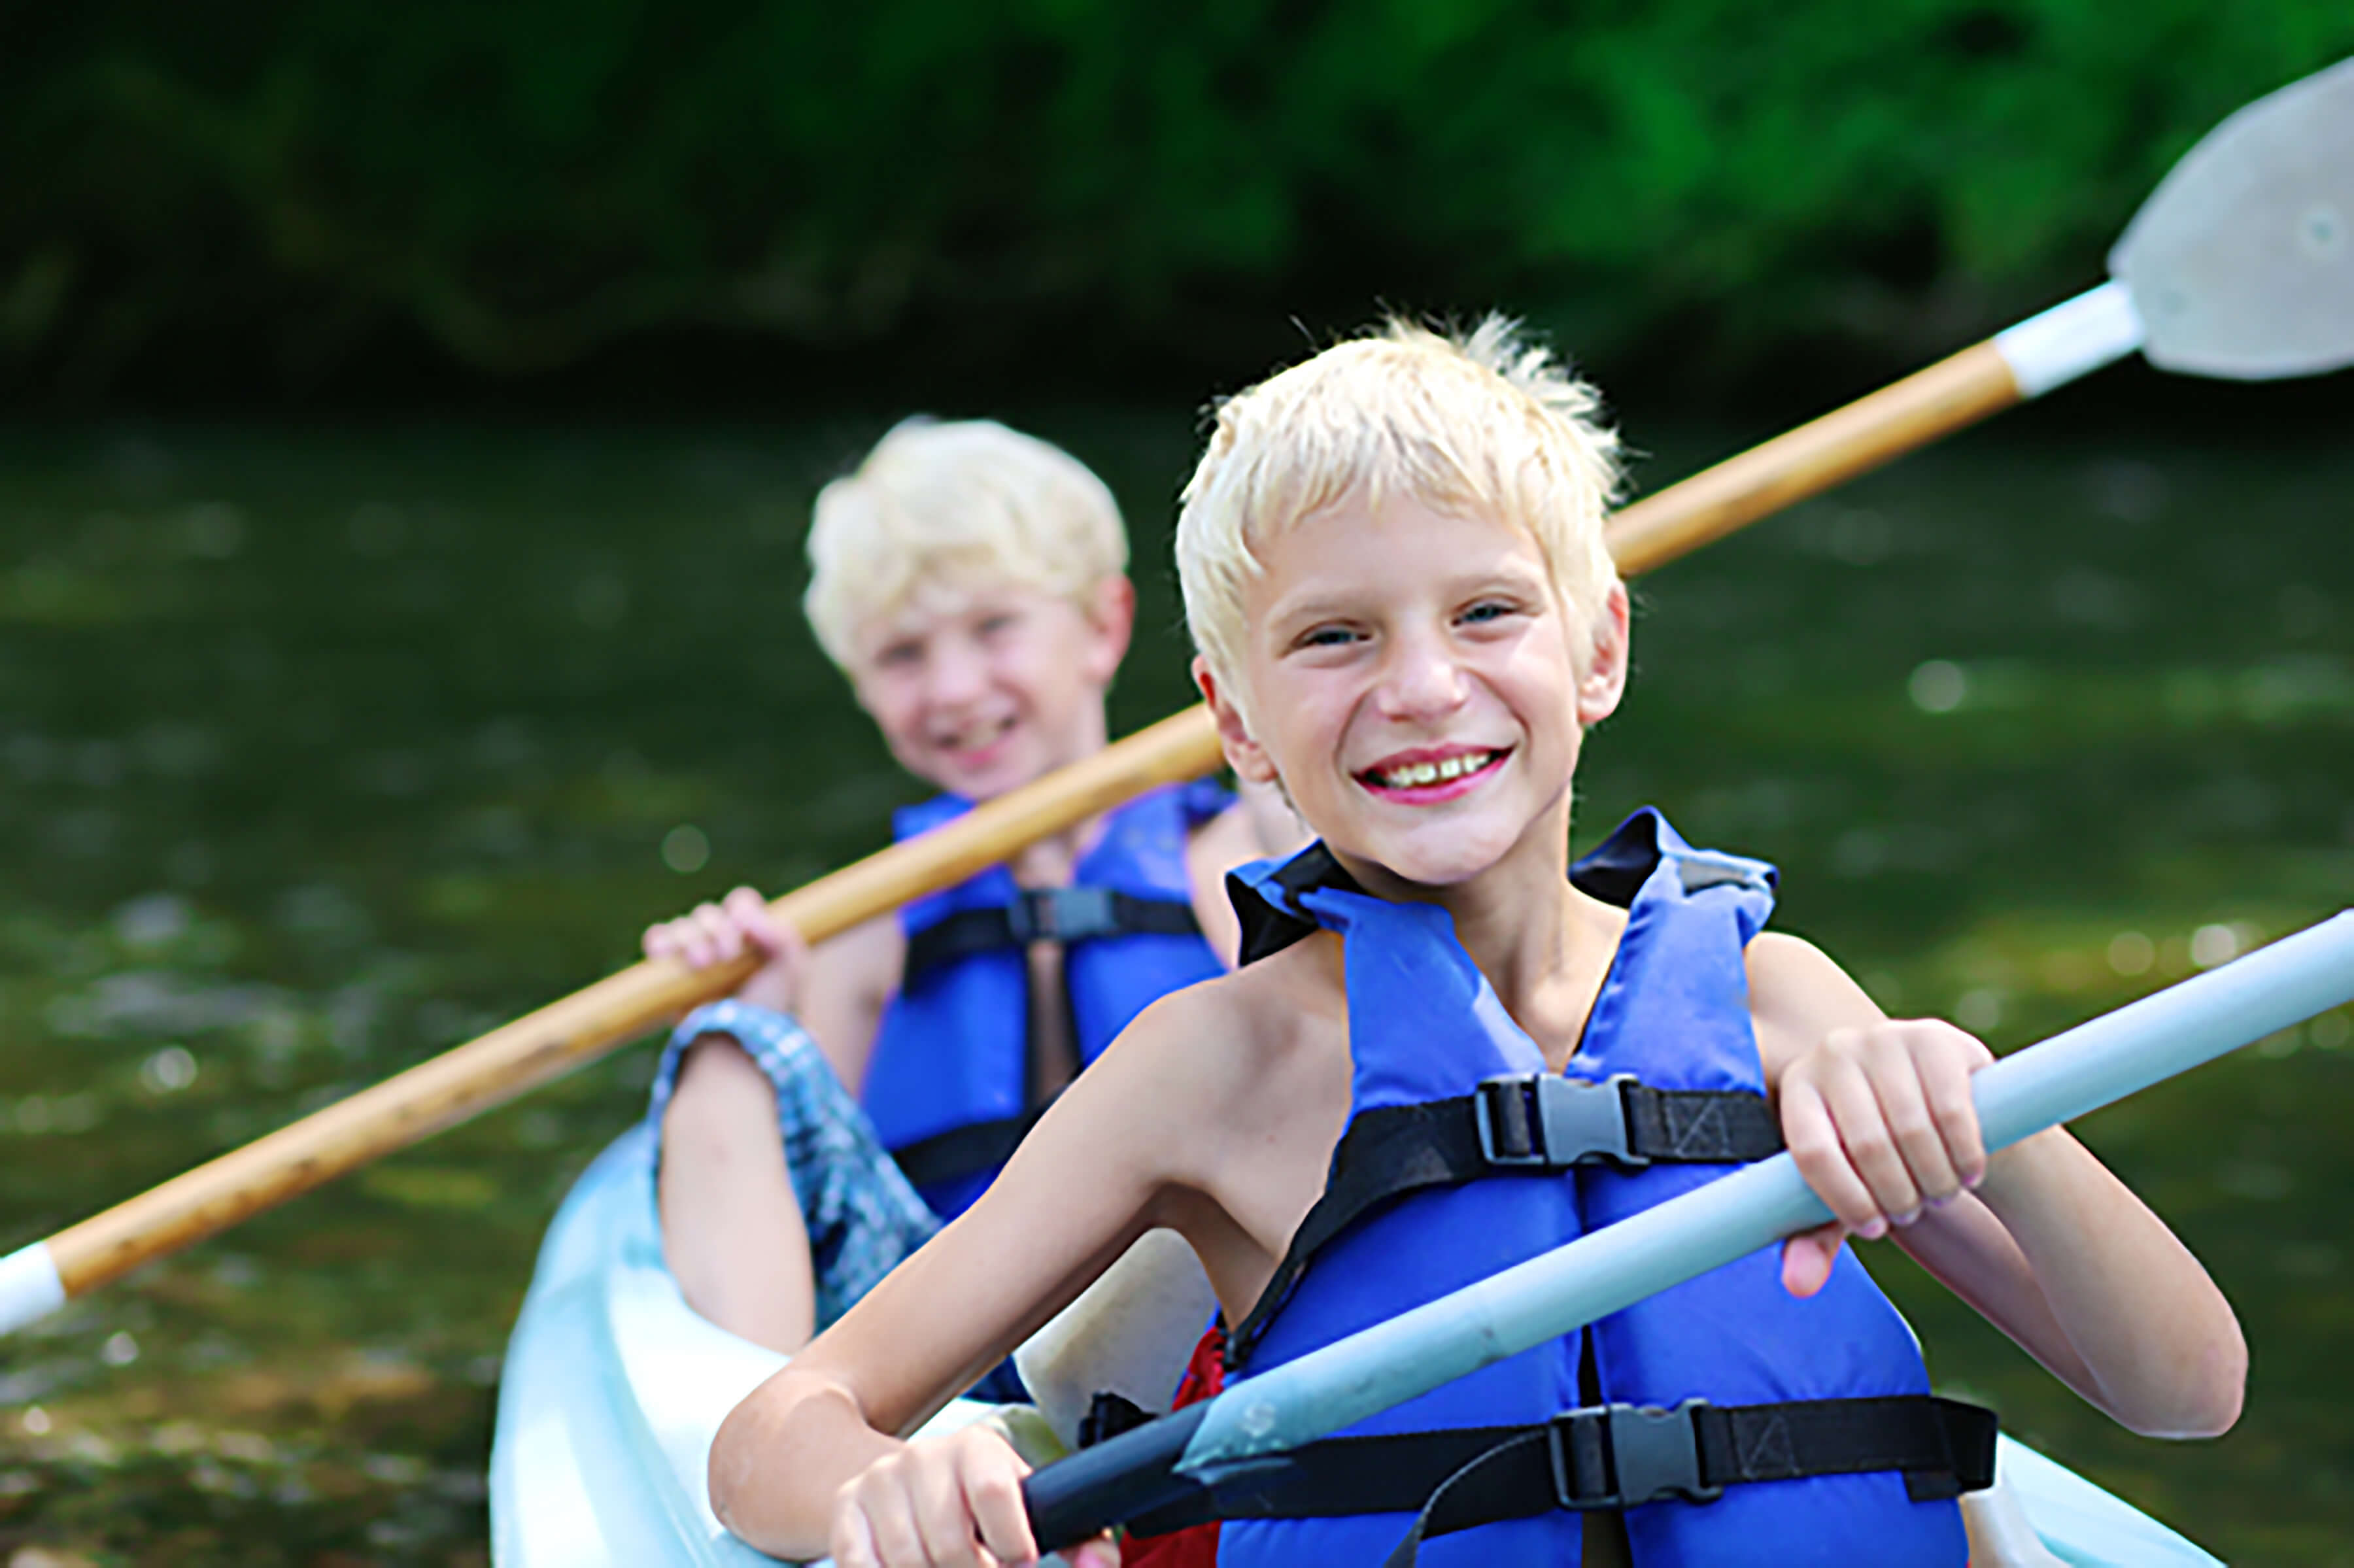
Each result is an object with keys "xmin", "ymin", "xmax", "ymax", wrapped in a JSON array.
[
  {"xmin": 1299, "ymin": 625, "xmax": 1359, "ymax": 648},
  {"xmin": 1461, "ymin": 600, "xmax": 1518, "ymax": 625},
  {"xmin": 978, "ymin": 613, "xmax": 1019, "ymax": 638}
]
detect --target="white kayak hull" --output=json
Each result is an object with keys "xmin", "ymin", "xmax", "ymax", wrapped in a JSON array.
[
  {"xmin": 490, "ymin": 1127, "xmax": 2224, "ymax": 1566},
  {"xmin": 490, "ymin": 1126, "xmax": 1003, "ymax": 1567}
]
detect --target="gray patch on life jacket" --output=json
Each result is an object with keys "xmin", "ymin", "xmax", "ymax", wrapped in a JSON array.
[{"xmin": 1673, "ymin": 852, "xmax": 1773, "ymax": 897}]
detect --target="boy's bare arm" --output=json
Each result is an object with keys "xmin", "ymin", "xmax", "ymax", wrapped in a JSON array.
[
  {"xmin": 1748, "ymin": 932, "xmax": 2244, "ymax": 1438},
  {"xmin": 708, "ymin": 979, "xmax": 1260, "ymax": 1559},
  {"xmin": 797, "ymin": 912, "xmax": 902, "ymax": 1090}
]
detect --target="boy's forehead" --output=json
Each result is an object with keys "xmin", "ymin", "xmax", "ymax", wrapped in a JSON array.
[
  {"xmin": 1252, "ymin": 494, "xmax": 1550, "ymax": 598},
  {"xmin": 855, "ymin": 575, "xmax": 1045, "ymax": 647}
]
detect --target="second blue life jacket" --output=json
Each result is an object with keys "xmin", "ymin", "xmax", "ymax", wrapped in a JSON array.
[
  {"xmin": 863, "ymin": 779, "xmax": 1231, "ymax": 1219},
  {"xmin": 1204, "ymin": 810, "xmax": 1985, "ymax": 1567}
]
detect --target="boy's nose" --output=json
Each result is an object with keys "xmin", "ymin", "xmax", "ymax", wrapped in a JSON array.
[
  {"xmin": 921, "ymin": 645, "xmax": 993, "ymax": 707},
  {"xmin": 1376, "ymin": 629, "xmax": 1471, "ymax": 719}
]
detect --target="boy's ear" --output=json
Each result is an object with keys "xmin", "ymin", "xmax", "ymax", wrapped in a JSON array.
[
  {"xmin": 1078, "ymin": 575, "xmax": 1137, "ymax": 686},
  {"xmin": 1576, "ymin": 582, "xmax": 1632, "ymax": 728},
  {"xmin": 1195, "ymin": 655, "xmax": 1279, "ymax": 785}
]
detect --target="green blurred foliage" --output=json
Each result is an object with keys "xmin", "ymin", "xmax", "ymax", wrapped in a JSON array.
[{"xmin": 4, "ymin": 1, "xmax": 2349, "ymax": 398}]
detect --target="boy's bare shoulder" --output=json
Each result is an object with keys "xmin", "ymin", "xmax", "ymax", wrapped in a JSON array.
[
  {"xmin": 1745, "ymin": 930, "xmax": 1885, "ymax": 1076},
  {"xmin": 1218, "ymin": 927, "xmax": 1347, "ymax": 1034},
  {"xmin": 1121, "ymin": 930, "xmax": 1341, "ymax": 1061},
  {"xmin": 1100, "ymin": 930, "xmax": 1345, "ymax": 1116},
  {"xmin": 1095, "ymin": 932, "xmax": 1348, "ymax": 1221}
]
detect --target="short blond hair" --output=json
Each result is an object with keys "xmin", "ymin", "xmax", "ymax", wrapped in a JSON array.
[
  {"xmin": 804, "ymin": 417, "xmax": 1129, "ymax": 667},
  {"xmin": 1176, "ymin": 317, "xmax": 1623, "ymax": 717}
]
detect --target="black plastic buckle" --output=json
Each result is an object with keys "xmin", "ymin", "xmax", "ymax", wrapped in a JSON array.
[
  {"xmin": 1549, "ymin": 1400, "xmax": 1721, "ymax": 1510},
  {"xmin": 1474, "ymin": 1073, "xmax": 1645, "ymax": 1168},
  {"xmin": 1010, "ymin": 886, "xmax": 1117, "ymax": 944}
]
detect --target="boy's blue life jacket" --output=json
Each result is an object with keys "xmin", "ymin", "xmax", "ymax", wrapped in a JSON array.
[
  {"xmin": 863, "ymin": 780, "xmax": 1231, "ymax": 1219},
  {"xmin": 1197, "ymin": 810, "xmax": 1990, "ymax": 1568}
]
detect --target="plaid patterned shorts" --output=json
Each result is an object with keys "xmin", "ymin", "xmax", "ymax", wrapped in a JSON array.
[{"xmin": 645, "ymin": 999, "xmax": 941, "ymax": 1331}]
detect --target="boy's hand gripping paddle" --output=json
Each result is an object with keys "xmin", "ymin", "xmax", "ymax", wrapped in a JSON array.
[
  {"xmin": 4, "ymin": 57, "xmax": 2349, "ymax": 1339},
  {"xmin": 1021, "ymin": 912, "xmax": 2354, "ymax": 1549}
]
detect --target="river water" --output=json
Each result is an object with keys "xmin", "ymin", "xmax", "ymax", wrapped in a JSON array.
[{"xmin": 1, "ymin": 418, "xmax": 2349, "ymax": 1564}]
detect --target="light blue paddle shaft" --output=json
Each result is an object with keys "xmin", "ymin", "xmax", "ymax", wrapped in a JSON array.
[{"xmin": 1180, "ymin": 910, "xmax": 2354, "ymax": 1475}]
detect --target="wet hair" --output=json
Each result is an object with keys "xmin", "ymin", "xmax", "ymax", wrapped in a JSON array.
[{"xmin": 804, "ymin": 417, "xmax": 1127, "ymax": 668}]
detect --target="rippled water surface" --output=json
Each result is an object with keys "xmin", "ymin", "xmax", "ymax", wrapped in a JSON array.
[{"xmin": 1, "ymin": 420, "xmax": 2349, "ymax": 1564}]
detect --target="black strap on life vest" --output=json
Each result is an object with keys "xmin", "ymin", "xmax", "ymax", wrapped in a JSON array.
[
  {"xmin": 1096, "ymin": 1395, "xmax": 1995, "ymax": 1555},
  {"xmin": 902, "ymin": 887, "xmax": 1203, "ymax": 981},
  {"xmin": 1231, "ymin": 842, "xmax": 1361, "ymax": 965},
  {"xmin": 1225, "ymin": 1074, "xmax": 1784, "ymax": 1372}
]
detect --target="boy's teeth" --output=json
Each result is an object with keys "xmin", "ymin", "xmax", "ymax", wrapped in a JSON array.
[{"xmin": 1376, "ymin": 751, "xmax": 1491, "ymax": 787}]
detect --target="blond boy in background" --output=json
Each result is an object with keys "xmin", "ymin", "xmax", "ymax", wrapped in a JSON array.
[{"xmin": 644, "ymin": 417, "xmax": 1291, "ymax": 1370}]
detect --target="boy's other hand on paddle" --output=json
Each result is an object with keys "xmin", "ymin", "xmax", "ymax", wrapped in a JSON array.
[
  {"xmin": 829, "ymin": 1424, "xmax": 1117, "ymax": 1568},
  {"xmin": 643, "ymin": 886, "xmax": 810, "ymax": 1015},
  {"xmin": 1776, "ymin": 1019, "xmax": 1993, "ymax": 1299}
]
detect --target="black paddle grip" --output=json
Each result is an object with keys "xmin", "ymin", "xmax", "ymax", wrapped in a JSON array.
[{"xmin": 1023, "ymin": 1403, "xmax": 1210, "ymax": 1553}]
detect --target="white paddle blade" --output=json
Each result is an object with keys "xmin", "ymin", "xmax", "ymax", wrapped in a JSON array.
[{"xmin": 2110, "ymin": 56, "xmax": 2354, "ymax": 380}]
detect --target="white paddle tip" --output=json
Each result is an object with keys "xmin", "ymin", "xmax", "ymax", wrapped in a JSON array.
[
  {"xmin": 1994, "ymin": 281, "xmax": 2146, "ymax": 398},
  {"xmin": 0, "ymin": 1242, "xmax": 65, "ymax": 1337}
]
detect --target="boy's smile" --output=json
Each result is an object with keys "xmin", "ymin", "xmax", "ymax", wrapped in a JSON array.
[
  {"xmin": 1208, "ymin": 494, "xmax": 1625, "ymax": 891},
  {"xmin": 1357, "ymin": 743, "xmax": 1510, "ymax": 801},
  {"xmin": 850, "ymin": 577, "xmax": 1131, "ymax": 802}
]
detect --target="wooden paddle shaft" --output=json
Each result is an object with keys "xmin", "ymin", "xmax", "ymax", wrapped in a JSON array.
[
  {"xmin": 43, "ymin": 707, "xmax": 1220, "ymax": 1299},
  {"xmin": 1607, "ymin": 339, "xmax": 2024, "ymax": 573},
  {"xmin": 36, "ymin": 336, "xmax": 2032, "ymax": 1308}
]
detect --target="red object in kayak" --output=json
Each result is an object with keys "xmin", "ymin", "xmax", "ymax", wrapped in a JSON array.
[{"xmin": 1120, "ymin": 1325, "xmax": 1225, "ymax": 1568}]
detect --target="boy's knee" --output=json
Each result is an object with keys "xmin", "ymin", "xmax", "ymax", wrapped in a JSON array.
[
  {"xmin": 662, "ymin": 1034, "xmax": 781, "ymax": 1142},
  {"xmin": 675, "ymin": 1031, "xmax": 764, "ymax": 1085}
]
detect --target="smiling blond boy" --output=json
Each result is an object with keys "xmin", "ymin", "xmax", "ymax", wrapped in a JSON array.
[
  {"xmin": 646, "ymin": 417, "xmax": 1282, "ymax": 1363},
  {"xmin": 705, "ymin": 325, "xmax": 2243, "ymax": 1568}
]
